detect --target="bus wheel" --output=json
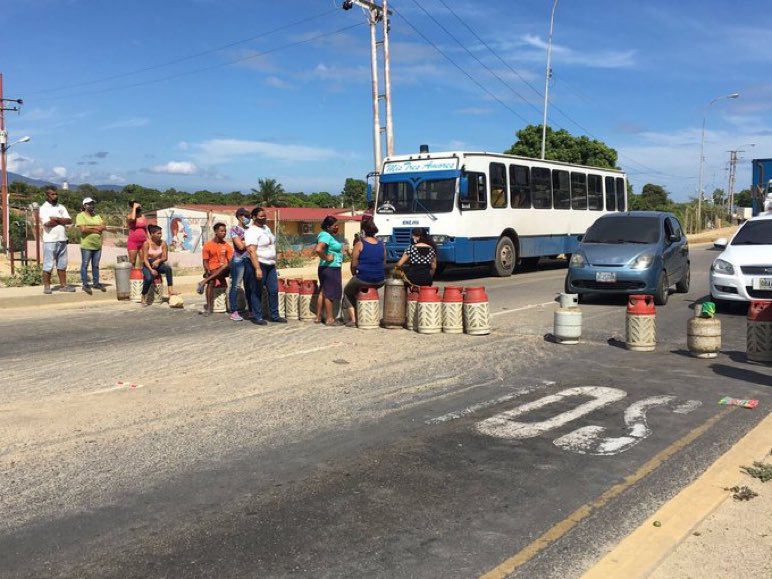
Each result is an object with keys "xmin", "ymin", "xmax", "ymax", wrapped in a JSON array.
[{"xmin": 492, "ymin": 237, "xmax": 516, "ymax": 277}]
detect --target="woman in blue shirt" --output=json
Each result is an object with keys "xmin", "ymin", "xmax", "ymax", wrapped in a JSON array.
[
  {"xmin": 314, "ymin": 215, "xmax": 344, "ymax": 325},
  {"xmin": 343, "ymin": 219, "xmax": 386, "ymax": 326}
]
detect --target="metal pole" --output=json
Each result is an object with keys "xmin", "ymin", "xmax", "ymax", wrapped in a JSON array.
[
  {"xmin": 540, "ymin": 0, "xmax": 558, "ymax": 160},
  {"xmin": 383, "ymin": 0, "xmax": 394, "ymax": 158},
  {"xmin": 368, "ymin": 9, "xmax": 382, "ymax": 183},
  {"xmin": 0, "ymin": 73, "xmax": 7, "ymax": 251}
]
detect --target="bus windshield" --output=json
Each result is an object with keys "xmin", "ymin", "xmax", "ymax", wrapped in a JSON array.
[{"xmin": 377, "ymin": 178, "xmax": 456, "ymax": 214}]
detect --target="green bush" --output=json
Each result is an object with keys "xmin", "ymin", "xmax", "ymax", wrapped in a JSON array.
[{"xmin": 3, "ymin": 263, "xmax": 43, "ymax": 287}]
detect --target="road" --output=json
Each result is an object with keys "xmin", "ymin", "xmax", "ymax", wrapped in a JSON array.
[{"xmin": 0, "ymin": 245, "xmax": 769, "ymax": 578}]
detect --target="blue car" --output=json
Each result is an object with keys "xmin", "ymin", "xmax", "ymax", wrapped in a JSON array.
[{"xmin": 564, "ymin": 211, "xmax": 690, "ymax": 305}]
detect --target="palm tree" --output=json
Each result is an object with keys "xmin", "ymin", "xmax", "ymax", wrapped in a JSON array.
[{"xmin": 251, "ymin": 178, "xmax": 286, "ymax": 207}]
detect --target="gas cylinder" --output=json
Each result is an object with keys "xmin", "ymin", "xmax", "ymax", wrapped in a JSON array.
[
  {"xmin": 129, "ymin": 268, "xmax": 143, "ymax": 303},
  {"xmin": 406, "ymin": 286, "xmax": 420, "ymax": 330},
  {"xmin": 299, "ymin": 279, "xmax": 318, "ymax": 321},
  {"xmin": 463, "ymin": 287, "xmax": 491, "ymax": 336},
  {"xmin": 114, "ymin": 259, "xmax": 132, "ymax": 301},
  {"xmin": 687, "ymin": 307, "xmax": 721, "ymax": 359},
  {"xmin": 417, "ymin": 286, "xmax": 442, "ymax": 334},
  {"xmin": 747, "ymin": 300, "xmax": 772, "ymax": 363},
  {"xmin": 212, "ymin": 285, "xmax": 227, "ymax": 313},
  {"xmin": 553, "ymin": 294, "xmax": 582, "ymax": 344},
  {"xmin": 442, "ymin": 286, "xmax": 464, "ymax": 334},
  {"xmin": 382, "ymin": 278, "xmax": 407, "ymax": 328},
  {"xmin": 277, "ymin": 277, "xmax": 287, "ymax": 319},
  {"xmin": 625, "ymin": 294, "xmax": 656, "ymax": 351},
  {"xmin": 356, "ymin": 286, "xmax": 380, "ymax": 329},
  {"xmin": 285, "ymin": 278, "xmax": 301, "ymax": 320}
]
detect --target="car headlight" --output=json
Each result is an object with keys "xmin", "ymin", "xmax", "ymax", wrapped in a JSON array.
[
  {"xmin": 375, "ymin": 235, "xmax": 391, "ymax": 243},
  {"xmin": 631, "ymin": 253, "xmax": 654, "ymax": 270},
  {"xmin": 431, "ymin": 234, "xmax": 449, "ymax": 244},
  {"xmin": 570, "ymin": 253, "xmax": 586, "ymax": 268},
  {"xmin": 711, "ymin": 258, "xmax": 734, "ymax": 275}
]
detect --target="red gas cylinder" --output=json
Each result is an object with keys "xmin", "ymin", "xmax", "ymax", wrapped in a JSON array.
[
  {"xmin": 406, "ymin": 286, "xmax": 420, "ymax": 330},
  {"xmin": 442, "ymin": 286, "xmax": 464, "ymax": 303},
  {"xmin": 627, "ymin": 294, "xmax": 655, "ymax": 316},
  {"xmin": 462, "ymin": 286, "xmax": 490, "ymax": 335},
  {"xmin": 278, "ymin": 278, "xmax": 288, "ymax": 292},
  {"xmin": 286, "ymin": 278, "xmax": 300, "ymax": 294},
  {"xmin": 748, "ymin": 300, "xmax": 772, "ymax": 321},
  {"xmin": 358, "ymin": 286, "xmax": 379, "ymax": 301},
  {"xmin": 418, "ymin": 286, "xmax": 441, "ymax": 302},
  {"xmin": 129, "ymin": 268, "xmax": 143, "ymax": 281},
  {"xmin": 299, "ymin": 279, "xmax": 317, "ymax": 295},
  {"xmin": 463, "ymin": 286, "xmax": 489, "ymax": 304},
  {"xmin": 129, "ymin": 268, "xmax": 143, "ymax": 303}
]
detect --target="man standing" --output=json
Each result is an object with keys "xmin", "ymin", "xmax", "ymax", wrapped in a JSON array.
[
  {"xmin": 39, "ymin": 186, "xmax": 74, "ymax": 294},
  {"xmin": 75, "ymin": 197, "xmax": 107, "ymax": 294},
  {"xmin": 198, "ymin": 222, "xmax": 233, "ymax": 315}
]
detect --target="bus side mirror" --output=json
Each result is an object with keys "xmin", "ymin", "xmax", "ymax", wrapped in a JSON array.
[
  {"xmin": 459, "ymin": 175, "xmax": 469, "ymax": 200},
  {"xmin": 366, "ymin": 184, "xmax": 372, "ymax": 203}
]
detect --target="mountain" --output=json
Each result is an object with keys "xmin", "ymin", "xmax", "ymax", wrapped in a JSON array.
[{"xmin": 7, "ymin": 171, "xmax": 123, "ymax": 192}]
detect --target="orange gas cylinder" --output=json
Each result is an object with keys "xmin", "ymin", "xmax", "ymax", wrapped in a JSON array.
[
  {"xmin": 417, "ymin": 286, "xmax": 442, "ymax": 334},
  {"xmin": 406, "ymin": 286, "xmax": 420, "ymax": 330},
  {"xmin": 442, "ymin": 286, "xmax": 464, "ymax": 334},
  {"xmin": 418, "ymin": 286, "xmax": 441, "ymax": 302},
  {"xmin": 285, "ymin": 278, "xmax": 301, "ymax": 320},
  {"xmin": 299, "ymin": 279, "xmax": 317, "ymax": 321},
  {"xmin": 464, "ymin": 286, "xmax": 489, "ymax": 304},
  {"xmin": 356, "ymin": 286, "xmax": 380, "ymax": 329},
  {"xmin": 299, "ymin": 279, "xmax": 317, "ymax": 295},
  {"xmin": 747, "ymin": 300, "xmax": 772, "ymax": 363},
  {"xmin": 286, "ymin": 278, "xmax": 300, "ymax": 294},
  {"xmin": 463, "ymin": 286, "xmax": 490, "ymax": 335},
  {"xmin": 627, "ymin": 294, "xmax": 655, "ymax": 316},
  {"xmin": 129, "ymin": 268, "xmax": 143, "ymax": 303},
  {"xmin": 442, "ymin": 286, "xmax": 464, "ymax": 303},
  {"xmin": 277, "ymin": 278, "xmax": 287, "ymax": 318}
]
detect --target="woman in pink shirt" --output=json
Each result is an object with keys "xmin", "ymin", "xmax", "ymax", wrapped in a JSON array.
[{"xmin": 127, "ymin": 200, "xmax": 148, "ymax": 267}]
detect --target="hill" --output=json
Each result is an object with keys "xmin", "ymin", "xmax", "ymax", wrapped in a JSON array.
[{"xmin": 7, "ymin": 171, "xmax": 123, "ymax": 192}]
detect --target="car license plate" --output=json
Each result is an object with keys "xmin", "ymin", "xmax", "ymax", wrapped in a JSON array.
[
  {"xmin": 596, "ymin": 272, "xmax": 616, "ymax": 283},
  {"xmin": 753, "ymin": 277, "xmax": 772, "ymax": 290}
]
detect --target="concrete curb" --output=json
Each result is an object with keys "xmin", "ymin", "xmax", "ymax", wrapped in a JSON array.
[{"xmin": 582, "ymin": 410, "xmax": 772, "ymax": 578}]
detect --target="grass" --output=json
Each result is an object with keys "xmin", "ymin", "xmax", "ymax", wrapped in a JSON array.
[
  {"xmin": 741, "ymin": 461, "xmax": 772, "ymax": 483},
  {"xmin": 726, "ymin": 486, "xmax": 758, "ymax": 501}
]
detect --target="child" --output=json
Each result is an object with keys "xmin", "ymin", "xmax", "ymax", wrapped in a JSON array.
[
  {"xmin": 198, "ymin": 222, "xmax": 233, "ymax": 314},
  {"xmin": 140, "ymin": 224, "xmax": 177, "ymax": 306}
]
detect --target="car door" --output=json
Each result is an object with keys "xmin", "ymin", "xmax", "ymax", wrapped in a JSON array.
[
  {"xmin": 670, "ymin": 216, "xmax": 688, "ymax": 277},
  {"xmin": 662, "ymin": 217, "xmax": 681, "ymax": 282}
]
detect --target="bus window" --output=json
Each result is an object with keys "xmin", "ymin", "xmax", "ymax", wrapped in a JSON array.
[
  {"xmin": 605, "ymin": 176, "xmax": 616, "ymax": 211},
  {"xmin": 553, "ymin": 169, "xmax": 570, "ymax": 209},
  {"xmin": 509, "ymin": 164, "xmax": 531, "ymax": 208},
  {"xmin": 490, "ymin": 162, "xmax": 507, "ymax": 208},
  {"xmin": 571, "ymin": 172, "xmax": 588, "ymax": 210},
  {"xmin": 531, "ymin": 167, "xmax": 552, "ymax": 208},
  {"xmin": 460, "ymin": 172, "xmax": 487, "ymax": 211},
  {"xmin": 616, "ymin": 177, "xmax": 626, "ymax": 211},
  {"xmin": 588, "ymin": 174, "xmax": 603, "ymax": 210}
]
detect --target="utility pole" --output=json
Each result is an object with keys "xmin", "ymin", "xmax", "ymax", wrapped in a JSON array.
[
  {"xmin": 341, "ymin": 0, "xmax": 394, "ymax": 195},
  {"xmin": 1, "ymin": 74, "xmax": 25, "ymax": 251},
  {"xmin": 726, "ymin": 143, "xmax": 755, "ymax": 225}
]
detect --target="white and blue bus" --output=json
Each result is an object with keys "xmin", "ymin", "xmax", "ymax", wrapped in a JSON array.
[{"xmin": 371, "ymin": 148, "xmax": 628, "ymax": 276}]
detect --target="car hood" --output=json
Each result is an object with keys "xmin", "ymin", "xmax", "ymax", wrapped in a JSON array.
[
  {"xmin": 717, "ymin": 244, "xmax": 772, "ymax": 267},
  {"xmin": 579, "ymin": 243, "xmax": 658, "ymax": 266}
]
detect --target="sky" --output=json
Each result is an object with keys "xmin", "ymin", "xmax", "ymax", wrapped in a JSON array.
[{"xmin": 2, "ymin": 0, "xmax": 771, "ymax": 201}]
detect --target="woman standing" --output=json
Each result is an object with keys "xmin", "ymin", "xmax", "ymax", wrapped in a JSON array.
[
  {"xmin": 314, "ymin": 215, "xmax": 344, "ymax": 325},
  {"xmin": 126, "ymin": 200, "xmax": 148, "ymax": 268},
  {"xmin": 244, "ymin": 207, "xmax": 287, "ymax": 324},
  {"xmin": 140, "ymin": 225, "xmax": 177, "ymax": 306},
  {"xmin": 343, "ymin": 219, "xmax": 386, "ymax": 326},
  {"xmin": 395, "ymin": 227, "xmax": 437, "ymax": 287}
]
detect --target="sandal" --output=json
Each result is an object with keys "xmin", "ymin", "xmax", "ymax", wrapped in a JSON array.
[
  {"xmin": 345, "ymin": 320, "xmax": 357, "ymax": 328},
  {"xmin": 325, "ymin": 320, "xmax": 344, "ymax": 327}
]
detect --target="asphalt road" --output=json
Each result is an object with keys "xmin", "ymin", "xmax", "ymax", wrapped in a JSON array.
[{"xmin": 1, "ymin": 245, "xmax": 769, "ymax": 578}]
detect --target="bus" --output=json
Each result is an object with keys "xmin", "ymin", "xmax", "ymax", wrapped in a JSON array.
[{"xmin": 371, "ymin": 148, "xmax": 628, "ymax": 276}]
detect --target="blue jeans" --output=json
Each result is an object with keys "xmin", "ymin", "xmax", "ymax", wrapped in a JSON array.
[
  {"xmin": 245, "ymin": 261, "xmax": 280, "ymax": 321},
  {"xmin": 80, "ymin": 248, "xmax": 102, "ymax": 286},
  {"xmin": 142, "ymin": 263, "xmax": 173, "ymax": 296},
  {"xmin": 229, "ymin": 257, "xmax": 251, "ymax": 312}
]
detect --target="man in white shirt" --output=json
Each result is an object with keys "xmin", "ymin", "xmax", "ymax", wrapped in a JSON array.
[
  {"xmin": 244, "ymin": 206, "xmax": 286, "ymax": 324},
  {"xmin": 39, "ymin": 186, "xmax": 74, "ymax": 294}
]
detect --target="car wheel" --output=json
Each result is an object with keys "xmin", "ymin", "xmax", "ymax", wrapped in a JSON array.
[
  {"xmin": 654, "ymin": 271, "xmax": 669, "ymax": 306},
  {"xmin": 491, "ymin": 237, "xmax": 516, "ymax": 277},
  {"xmin": 675, "ymin": 264, "xmax": 690, "ymax": 293}
]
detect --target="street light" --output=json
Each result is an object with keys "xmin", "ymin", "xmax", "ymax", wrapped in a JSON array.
[
  {"xmin": 697, "ymin": 92, "xmax": 739, "ymax": 230},
  {"xmin": 540, "ymin": 0, "xmax": 559, "ymax": 160},
  {"xmin": 1, "ymin": 134, "xmax": 32, "ymax": 250}
]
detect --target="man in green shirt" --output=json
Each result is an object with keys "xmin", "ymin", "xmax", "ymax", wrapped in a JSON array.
[{"xmin": 75, "ymin": 197, "xmax": 107, "ymax": 294}]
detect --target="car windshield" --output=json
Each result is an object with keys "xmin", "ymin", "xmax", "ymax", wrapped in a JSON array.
[
  {"xmin": 583, "ymin": 216, "xmax": 661, "ymax": 244},
  {"xmin": 377, "ymin": 179, "xmax": 456, "ymax": 214},
  {"xmin": 730, "ymin": 220, "xmax": 772, "ymax": 245}
]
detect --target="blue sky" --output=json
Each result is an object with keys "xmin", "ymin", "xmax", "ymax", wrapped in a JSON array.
[{"xmin": 3, "ymin": 0, "xmax": 771, "ymax": 201}]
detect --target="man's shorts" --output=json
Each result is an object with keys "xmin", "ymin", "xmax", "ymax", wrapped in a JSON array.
[{"xmin": 43, "ymin": 241, "xmax": 68, "ymax": 272}]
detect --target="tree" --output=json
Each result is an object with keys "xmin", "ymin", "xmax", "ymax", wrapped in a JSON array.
[
  {"xmin": 505, "ymin": 125, "xmax": 618, "ymax": 169},
  {"xmin": 308, "ymin": 191, "xmax": 338, "ymax": 208},
  {"xmin": 340, "ymin": 178, "xmax": 367, "ymax": 209},
  {"xmin": 734, "ymin": 189, "xmax": 752, "ymax": 207},
  {"xmin": 251, "ymin": 178, "xmax": 286, "ymax": 207}
]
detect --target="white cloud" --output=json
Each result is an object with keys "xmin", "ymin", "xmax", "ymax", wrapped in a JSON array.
[
  {"xmin": 520, "ymin": 35, "xmax": 636, "ymax": 68},
  {"xmin": 52, "ymin": 166, "xmax": 68, "ymax": 178},
  {"xmin": 266, "ymin": 75, "xmax": 294, "ymax": 90},
  {"xmin": 192, "ymin": 138, "xmax": 339, "ymax": 164},
  {"xmin": 108, "ymin": 174, "xmax": 126, "ymax": 183},
  {"xmin": 147, "ymin": 161, "xmax": 199, "ymax": 175},
  {"xmin": 100, "ymin": 117, "xmax": 150, "ymax": 131},
  {"xmin": 178, "ymin": 141, "xmax": 190, "ymax": 151}
]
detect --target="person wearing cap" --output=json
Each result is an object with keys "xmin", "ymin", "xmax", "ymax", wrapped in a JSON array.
[
  {"xmin": 227, "ymin": 207, "xmax": 252, "ymax": 321},
  {"xmin": 75, "ymin": 197, "xmax": 107, "ymax": 294}
]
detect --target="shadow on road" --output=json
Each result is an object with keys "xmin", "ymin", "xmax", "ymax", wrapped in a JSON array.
[
  {"xmin": 434, "ymin": 258, "xmax": 568, "ymax": 283},
  {"xmin": 710, "ymin": 360, "xmax": 772, "ymax": 387}
]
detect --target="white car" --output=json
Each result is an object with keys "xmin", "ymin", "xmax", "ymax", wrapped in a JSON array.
[{"xmin": 710, "ymin": 212, "xmax": 772, "ymax": 305}]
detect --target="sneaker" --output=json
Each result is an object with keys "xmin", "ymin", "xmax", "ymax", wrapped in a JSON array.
[
  {"xmin": 82, "ymin": 285, "xmax": 93, "ymax": 295},
  {"xmin": 230, "ymin": 312, "xmax": 244, "ymax": 322},
  {"xmin": 251, "ymin": 319, "xmax": 268, "ymax": 326},
  {"xmin": 196, "ymin": 282, "xmax": 205, "ymax": 295},
  {"xmin": 43, "ymin": 286, "xmax": 53, "ymax": 295},
  {"xmin": 60, "ymin": 285, "xmax": 76, "ymax": 293},
  {"xmin": 270, "ymin": 317, "xmax": 288, "ymax": 323}
]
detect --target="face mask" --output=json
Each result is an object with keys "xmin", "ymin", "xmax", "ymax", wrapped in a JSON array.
[
  {"xmin": 256, "ymin": 218, "xmax": 267, "ymax": 226},
  {"xmin": 240, "ymin": 217, "xmax": 250, "ymax": 227}
]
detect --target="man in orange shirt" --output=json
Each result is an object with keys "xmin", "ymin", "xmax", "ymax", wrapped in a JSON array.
[{"xmin": 198, "ymin": 222, "xmax": 234, "ymax": 314}]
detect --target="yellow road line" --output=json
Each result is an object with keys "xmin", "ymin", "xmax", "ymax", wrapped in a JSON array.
[{"xmin": 480, "ymin": 408, "xmax": 733, "ymax": 579}]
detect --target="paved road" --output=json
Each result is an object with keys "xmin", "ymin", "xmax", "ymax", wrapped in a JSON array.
[{"xmin": 0, "ymin": 246, "xmax": 768, "ymax": 578}]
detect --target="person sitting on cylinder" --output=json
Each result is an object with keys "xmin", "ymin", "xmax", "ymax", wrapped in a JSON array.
[
  {"xmin": 140, "ymin": 224, "xmax": 177, "ymax": 306},
  {"xmin": 395, "ymin": 227, "xmax": 437, "ymax": 287},
  {"xmin": 198, "ymin": 222, "xmax": 233, "ymax": 315},
  {"xmin": 342, "ymin": 219, "xmax": 386, "ymax": 327}
]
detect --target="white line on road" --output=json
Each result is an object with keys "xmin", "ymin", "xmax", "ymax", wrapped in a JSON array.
[
  {"xmin": 490, "ymin": 301, "xmax": 556, "ymax": 317},
  {"xmin": 426, "ymin": 382, "xmax": 553, "ymax": 424},
  {"xmin": 270, "ymin": 342, "xmax": 342, "ymax": 360},
  {"xmin": 86, "ymin": 382, "xmax": 146, "ymax": 396}
]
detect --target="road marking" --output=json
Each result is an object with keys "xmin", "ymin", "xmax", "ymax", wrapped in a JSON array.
[
  {"xmin": 425, "ymin": 383, "xmax": 552, "ymax": 424},
  {"xmin": 490, "ymin": 301, "xmax": 556, "ymax": 317},
  {"xmin": 270, "ymin": 342, "xmax": 341, "ymax": 360},
  {"xmin": 477, "ymin": 386, "xmax": 627, "ymax": 439},
  {"xmin": 478, "ymin": 408, "xmax": 732, "ymax": 579},
  {"xmin": 86, "ymin": 381, "xmax": 146, "ymax": 395}
]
